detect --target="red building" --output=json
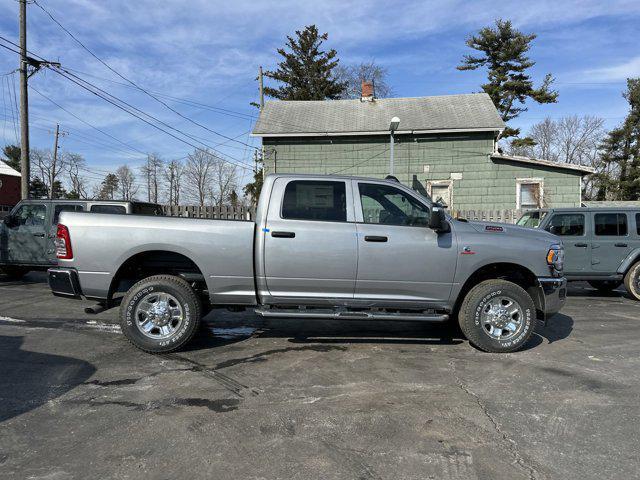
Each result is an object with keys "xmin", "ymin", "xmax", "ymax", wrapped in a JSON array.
[{"xmin": 0, "ymin": 160, "xmax": 21, "ymax": 212}]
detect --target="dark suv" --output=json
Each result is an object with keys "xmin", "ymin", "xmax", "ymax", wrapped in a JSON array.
[
  {"xmin": 0, "ymin": 199, "xmax": 163, "ymax": 279},
  {"xmin": 518, "ymin": 207, "xmax": 640, "ymax": 299}
]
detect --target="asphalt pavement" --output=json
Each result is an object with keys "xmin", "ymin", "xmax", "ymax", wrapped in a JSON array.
[{"xmin": 0, "ymin": 272, "xmax": 638, "ymax": 480}]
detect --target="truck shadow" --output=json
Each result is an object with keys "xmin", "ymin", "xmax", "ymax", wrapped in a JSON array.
[
  {"xmin": 0, "ymin": 271, "xmax": 48, "ymax": 285},
  {"xmin": 525, "ymin": 313, "xmax": 574, "ymax": 350},
  {"xmin": 0, "ymin": 335, "xmax": 96, "ymax": 422}
]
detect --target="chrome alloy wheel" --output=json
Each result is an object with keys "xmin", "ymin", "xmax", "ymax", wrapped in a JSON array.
[
  {"xmin": 480, "ymin": 296, "xmax": 524, "ymax": 341},
  {"xmin": 134, "ymin": 292, "xmax": 184, "ymax": 339}
]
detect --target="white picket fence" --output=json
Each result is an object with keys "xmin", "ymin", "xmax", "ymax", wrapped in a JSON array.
[{"xmin": 161, "ymin": 205, "xmax": 523, "ymax": 225}]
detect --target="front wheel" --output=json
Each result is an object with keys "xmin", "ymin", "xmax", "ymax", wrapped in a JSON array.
[
  {"xmin": 458, "ymin": 279, "xmax": 536, "ymax": 353},
  {"xmin": 119, "ymin": 275, "xmax": 202, "ymax": 353},
  {"xmin": 624, "ymin": 261, "xmax": 640, "ymax": 301}
]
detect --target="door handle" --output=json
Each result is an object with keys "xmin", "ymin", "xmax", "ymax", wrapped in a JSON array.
[
  {"xmin": 574, "ymin": 243, "xmax": 588, "ymax": 247},
  {"xmin": 33, "ymin": 233, "xmax": 45, "ymax": 238},
  {"xmin": 364, "ymin": 235, "xmax": 388, "ymax": 242},
  {"xmin": 615, "ymin": 243, "xmax": 628, "ymax": 247},
  {"xmin": 271, "ymin": 231, "xmax": 295, "ymax": 238}
]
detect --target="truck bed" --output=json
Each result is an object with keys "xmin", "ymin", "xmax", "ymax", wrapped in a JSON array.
[{"xmin": 57, "ymin": 212, "xmax": 256, "ymax": 304}]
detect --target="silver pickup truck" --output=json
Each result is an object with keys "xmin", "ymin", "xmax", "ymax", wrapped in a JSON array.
[{"xmin": 48, "ymin": 174, "xmax": 566, "ymax": 354}]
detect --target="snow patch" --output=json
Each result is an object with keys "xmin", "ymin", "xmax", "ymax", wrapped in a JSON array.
[
  {"xmin": 0, "ymin": 316, "xmax": 26, "ymax": 323},
  {"xmin": 212, "ymin": 326, "xmax": 256, "ymax": 339}
]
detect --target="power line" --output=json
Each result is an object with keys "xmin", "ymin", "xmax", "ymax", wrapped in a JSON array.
[{"xmin": 33, "ymin": 0, "xmax": 258, "ymax": 152}]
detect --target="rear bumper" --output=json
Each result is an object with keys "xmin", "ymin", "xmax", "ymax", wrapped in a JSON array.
[
  {"xmin": 538, "ymin": 276, "xmax": 567, "ymax": 319},
  {"xmin": 48, "ymin": 268, "xmax": 82, "ymax": 299}
]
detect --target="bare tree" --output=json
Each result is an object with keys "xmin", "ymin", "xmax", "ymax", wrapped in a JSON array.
[
  {"xmin": 165, "ymin": 159, "xmax": 184, "ymax": 206},
  {"xmin": 529, "ymin": 118, "xmax": 558, "ymax": 162},
  {"xmin": 66, "ymin": 152, "xmax": 88, "ymax": 199},
  {"xmin": 116, "ymin": 165, "xmax": 138, "ymax": 201},
  {"xmin": 185, "ymin": 149, "xmax": 216, "ymax": 207},
  {"xmin": 210, "ymin": 157, "xmax": 238, "ymax": 207},
  {"xmin": 140, "ymin": 153, "xmax": 163, "ymax": 203},
  {"xmin": 556, "ymin": 115, "xmax": 605, "ymax": 164},
  {"xmin": 334, "ymin": 61, "xmax": 393, "ymax": 99},
  {"xmin": 30, "ymin": 148, "xmax": 68, "ymax": 199}
]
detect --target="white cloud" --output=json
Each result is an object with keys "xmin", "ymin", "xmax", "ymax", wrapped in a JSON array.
[{"xmin": 584, "ymin": 56, "xmax": 640, "ymax": 81}]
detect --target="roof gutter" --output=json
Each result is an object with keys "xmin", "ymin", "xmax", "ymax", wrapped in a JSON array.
[{"xmin": 251, "ymin": 127, "xmax": 503, "ymax": 138}]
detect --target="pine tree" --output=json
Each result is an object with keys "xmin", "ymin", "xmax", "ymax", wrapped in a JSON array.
[
  {"xmin": 599, "ymin": 78, "xmax": 640, "ymax": 200},
  {"xmin": 458, "ymin": 19, "xmax": 558, "ymax": 138},
  {"xmin": 243, "ymin": 168, "xmax": 263, "ymax": 207},
  {"xmin": 28, "ymin": 177, "xmax": 48, "ymax": 198},
  {"xmin": 2, "ymin": 145, "xmax": 21, "ymax": 171},
  {"xmin": 264, "ymin": 25, "xmax": 347, "ymax": 101}
]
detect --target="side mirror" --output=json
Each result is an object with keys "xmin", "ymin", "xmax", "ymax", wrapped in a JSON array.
[
  {"xmin": 548, "ymin": 225, "xmax": 558, "ymax": 235},
  {"xmin": 429, "ymin": 207, "xmax": 450, "ymax": 233}
]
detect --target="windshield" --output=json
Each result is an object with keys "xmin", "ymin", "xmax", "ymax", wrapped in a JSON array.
[{"xmin": 517, "ymin": 211, "xmax": 546, "ymax": 228}]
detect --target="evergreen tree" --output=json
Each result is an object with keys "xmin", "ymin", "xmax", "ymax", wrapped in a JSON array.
[
  {"xmin": 29, "ymin": 177, "xmax": 48, "ymax": 198},
  {"xmin": 2, "ymin": 145, "xmax": 21, "ymax": 171},
  {"xmin": 97, "ymin": 173, "xmax": 119, "ymax": 200},
  {"xmin": 599, "ymin": 78, "xmax": 640, "ymax": 200},
  {"xmin": 243, "ymin": 168, "xmax": 264, "ymax": 207},
  {"xmin": 264, "ymin": 25, "xmax": 347, "ymax": 101},
  {"xmin": 458, "ymin": 19, "xmax": 558, "ymax": 138}
]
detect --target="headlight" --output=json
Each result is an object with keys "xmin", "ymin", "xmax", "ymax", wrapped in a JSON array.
[{"xmin": 546, "ymin": 244, "xmax": 564, "ymax": 275}]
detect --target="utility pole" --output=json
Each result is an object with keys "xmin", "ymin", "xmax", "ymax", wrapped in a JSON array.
[
  {"xmin": 258, "ymin": 66, "xmax": 264, "ymax": 111},
  {"xmin": 19, "ymin": 0, "xmax": 30, "ymax": 199},
  {"xmin": 49, "ymin": 123, "xmax": 60, "ymax": 199}
]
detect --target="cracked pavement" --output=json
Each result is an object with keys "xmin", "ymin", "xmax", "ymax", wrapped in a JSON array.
[{"xmin": 1, "ymin": 272, "xmax": 639, "ymax": 479}]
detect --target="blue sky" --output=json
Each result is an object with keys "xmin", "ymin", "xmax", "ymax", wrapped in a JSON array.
[{"xmin": 1, "ymin": 0, "xmax": 639, "ymax": 189}]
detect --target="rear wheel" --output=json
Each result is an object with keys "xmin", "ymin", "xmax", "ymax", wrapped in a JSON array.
[
  {"xmin": 119, "ymin": 275, "xmax": 201, "ymax": 353},
  {"xmin": 624, "ymin": 261, "xmax": 640, "ymax": 301},
  {"xmin": 587, "ymin": 280, "xmax": 622, "ymax": 293},
  {"xmin": 0, "ymin": 266, "xmax": 29, "ymax": 280},
  {"xmin": 458, "ymin": 279, "xmax": 535, "ymax": 353}
]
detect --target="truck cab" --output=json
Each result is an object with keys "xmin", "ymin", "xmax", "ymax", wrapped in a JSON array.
[{"xmin": 1, "ymin": 199, "xmax": 163, "ymax": 279}]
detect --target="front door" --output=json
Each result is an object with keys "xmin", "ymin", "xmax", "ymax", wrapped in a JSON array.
[
  {"xmin": 5, "ymin": 203, "xmax": 48, "ymax": 265},
  {"xmin": 544, "ymin": 212, "xmax": 590, "ymax": 275},
  {"xmin": 591, "ymin": 212, "xmax": 631, "ymax": 273},
  {"xmin": 354, "ymin": 181, "xmax": 457, "ymax": 305},
  {"xmin": 263, "ymin": 178, "xmax": 357, "ymax": 300}
]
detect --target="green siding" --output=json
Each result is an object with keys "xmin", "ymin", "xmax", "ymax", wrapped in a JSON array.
[{"xmin": 262, "ymin": 132, "xmax": 583, "ymax": 210}]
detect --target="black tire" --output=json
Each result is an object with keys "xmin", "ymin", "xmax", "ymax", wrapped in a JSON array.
[
  {"xmin": 0, "ymin": 266, "xmax": 29, "ymax": 280},
  {"xmin": 624, "ymin": 261, "xmax": 640, "ymax": 301},
  {"xmin": 588, "ymin": 280, "xmax": 622, "ymax": 292},
  {"xmin": 458, "ymin": 279, "xmax": 536, "ymax": 353},
  {"xmin": 119, "ymin": 275, "xmax": 201, "ymax": 353}
]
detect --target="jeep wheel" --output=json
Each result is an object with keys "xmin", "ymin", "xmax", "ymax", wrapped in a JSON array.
[
  {"xmin": 119, "ymin": 275, "xmax": 201, "ymax": 353},
  {"xmin": 624, "ymin": 261, "xmax": 640, "ymax": 301},
  {"xmin": 587, "ymin": 280, "xmax": 622, "ymax": 293},
  {"xmin": 458, "ymin": 279, "xmax": 535, "ymax": 353}
]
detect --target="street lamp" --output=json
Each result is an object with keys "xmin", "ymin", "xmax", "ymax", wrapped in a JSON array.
[{"xmin": 389, "ymin": 117, "xmax": 400, "ymax": 176}]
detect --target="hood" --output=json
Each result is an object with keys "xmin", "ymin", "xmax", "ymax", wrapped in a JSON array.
[{"xmin": 463, "ymin": 220, "xmax": 560, "ymax": 244}]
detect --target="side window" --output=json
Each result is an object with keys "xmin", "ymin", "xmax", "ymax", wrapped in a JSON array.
[
  {"xmin": 12, "ymin": 204, "xmax": 46, "ymax": 227},
  {"xmin": 546, "ymin": 214, "xmax": 584, "ymax": 236},
  {"xmin": 636, "ymin": 213, "xmax": 640, "ymax": 235},
  {"xmin": 359, "ymin": 183, "xmax": 430, "ymax": 227},
  {"xmin": 595, "ymin": 213, "xmax": 627, "ymax": 236},
  {"xmin": 90, "ymin": 205, "xmax": 127, "ymax": 215},
  {"xmin": 281, "ymin": 180, "xmax": 347, "ymax": 222},
  {"xmin": 53, "ymin": 204, "xmax": 84, "ymax": 224}
]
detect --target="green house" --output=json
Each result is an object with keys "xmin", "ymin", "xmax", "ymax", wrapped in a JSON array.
[{"xmin": 252, "ymin": 91, "xmax": 593, "ymax": 212}]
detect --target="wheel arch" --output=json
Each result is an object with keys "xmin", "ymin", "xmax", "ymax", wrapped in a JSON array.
[
  {"xmin": 617, "ymin": 248, "xmax": 640, "ymax": 275},
  {"xmin": 453, "ymin": 262, "xmax": 543, "ymax": 318}
]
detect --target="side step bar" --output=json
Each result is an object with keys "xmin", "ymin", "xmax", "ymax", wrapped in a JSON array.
[{"xmin": 254, "ymin": 307, "xmax": 449, "ymax": 323}]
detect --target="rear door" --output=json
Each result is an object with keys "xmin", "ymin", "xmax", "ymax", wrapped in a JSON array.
[
  {"xmin": 544, "ymin": 212, "xmax": 589, "ymax": 275},
  {"xmin": 353, "ymin": 181, "xmax": 457, "ymax": 304},
  {"xmin": 591, "ymin": 212, "xmax": 631, "ymax": 272},
  {"xmin": 263, "ymin": 178, "xmax": 357, "ymax": 300},
  {"xmin": 5, "ymin": 203, "xmax": 48, "ymax": 264}
]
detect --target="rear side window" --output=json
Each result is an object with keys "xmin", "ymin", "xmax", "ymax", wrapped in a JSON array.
[
  {"xmin": 595, "ymin": 213, "xmax": 627, "ymax": 236},
  {"xmin": 11, "ymin": 204, "xmax": 46, "ymax": 227},
  {"xmin": 90, "ymin": 205, "xmax": 127, "ymax": 215},
  {"xmin": 53, "ymin": 204, "xmax": 83, "ymax": 224},
  {"xmin": 637, "ymin": 213, "xmax": 640, "ymax": 235},
  {"xmin": 546, "ymin": 214, "xmax": 584, "ymax": 236},
  {"xmin": 133, "ymin": 203, "xmax": 164, "ymax": 215},
  {"xmin": 281, "ymin": 180, "xmax": 347, "ymax": 222}
]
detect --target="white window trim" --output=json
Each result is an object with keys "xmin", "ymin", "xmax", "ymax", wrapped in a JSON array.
[
  {"xmin": 516, "ymin": 178, "xmax": 544, "ymax": 210},
  {"xmin": 427, "ymin": 179, "xmax": 453, "ymax": 208}
]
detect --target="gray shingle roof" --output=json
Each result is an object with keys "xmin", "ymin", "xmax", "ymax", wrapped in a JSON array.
[{"xmin": 252, "ymin": 93, "xmax": 505, "ymax": 136}]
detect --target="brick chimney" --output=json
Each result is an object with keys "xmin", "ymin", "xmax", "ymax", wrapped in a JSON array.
[{"xmin": 361, "ymin": 80, "xmax": 375, "ymax": 102}]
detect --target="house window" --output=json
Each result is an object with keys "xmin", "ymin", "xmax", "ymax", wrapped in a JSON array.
[
  {"xmin": 427, "ymin": 180, "xmax": 453, "ymax": 208},
  {"xmin": 516, "ymin": 179, "xmax": 543, "ymax": 210}
]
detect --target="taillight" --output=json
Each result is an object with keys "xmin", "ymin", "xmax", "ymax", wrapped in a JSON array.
[{"xmin": 55, "ymin": 224, "xmax": 73, "ymax": 259}]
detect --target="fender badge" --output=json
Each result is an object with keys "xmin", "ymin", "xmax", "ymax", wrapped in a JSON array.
[
  {"xmin": 485, "ymin": 225, "xmax": 504, "ymax": 232},
  {"xmin": 461, "ymin": 246, "xmax": 476, "ymax": 255}
]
